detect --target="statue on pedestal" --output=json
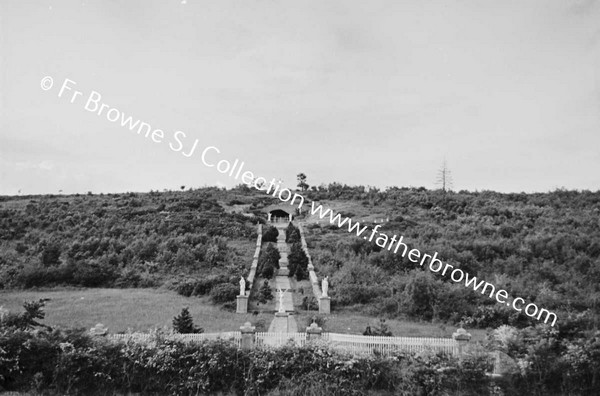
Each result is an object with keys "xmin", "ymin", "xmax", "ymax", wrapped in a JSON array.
[
  {"xmin": 322, "ymin": 276, "xmax": 329, "ymax": 297},
  {"xmin": 239, "ymin": 276, "xmax": 246, "ymax": 296}
]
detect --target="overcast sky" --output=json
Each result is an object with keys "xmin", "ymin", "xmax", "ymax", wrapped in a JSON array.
[{"xmin": 1, "ymin": 0, "xmax": 599, "ymax": 195}]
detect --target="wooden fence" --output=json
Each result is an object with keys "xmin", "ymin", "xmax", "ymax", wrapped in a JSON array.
[
  {"xmin": 322, "ymin": 333, "xmax": 459, "ymax": 356},
  {"xmin": 109, "ymin": 331, "xmax": 457, "ymax": 357},
  {"xmin": 109, "ymin": 331, "xmax": 242, "ymax": 348},
  {"xmin": 255, "ymin": 332, "xmax": 307, "ymax": 348}
]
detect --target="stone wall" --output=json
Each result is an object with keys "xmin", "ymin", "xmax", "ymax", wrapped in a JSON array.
[
  {"xmin": 298, "ymin": 224, "xmax": 322, "ymax": 301},
  {"xmin": 246, "ymin": 223, "xmax": 262, "ymax": 297}
]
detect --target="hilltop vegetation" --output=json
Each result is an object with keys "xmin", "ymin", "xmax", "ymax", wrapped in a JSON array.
[
  {"xmin": 0, "ymin": 188, "xmax": 267, "ymax": 302},
  {"xmin": 1, "ymin": 184, "xmax": 600, "ymax": 331},
  {"xmin": 302, "ymin": 186, "xmax": 600, "ymax": 331}
]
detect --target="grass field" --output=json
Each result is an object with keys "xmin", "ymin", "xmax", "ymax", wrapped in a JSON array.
[
  {"xmin": 0, "ymin": 288, "xmax": 487, "ymax": 342},
  {"xmin": 0, "ymin": 288, "xmax": 273, "ymax": 333}
]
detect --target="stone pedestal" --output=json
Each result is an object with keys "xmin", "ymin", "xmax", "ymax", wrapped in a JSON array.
[
  {"xmin": 452, "ymin": 327, "xmax": 472, "ymax": 357},
  {"xmin": 319, "ymin": 296, "xmax": 331, "ymax": 314},
  {"xmin": 236, "ymin": 295, "xmax": 248, "ymax": 314},
  {"xmin": 240, "ymin": 322, "xmax": 256, "ymax": 350},
  {"xmin": 306, "ymin": 322, "xmax": 323, "ymax": 342},
  {"xmin": 89, "ymin": 323, "xmax": 108, "ymax": 337}
]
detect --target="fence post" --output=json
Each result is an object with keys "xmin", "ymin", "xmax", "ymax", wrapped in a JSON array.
[
  {"xmin": 89, "ymin": 323, "xmax": 108, "ymax": 337},
  {"xmin": 306, "ymin": 322, "xmax": 323, "ymax": 342},
  {"xmin": 240, "ymin": 322, "xmax": 256, "ymax": 350},
  {"xmin": 452, "ymin": 327, "xmax": 471, "ymax": 357}
]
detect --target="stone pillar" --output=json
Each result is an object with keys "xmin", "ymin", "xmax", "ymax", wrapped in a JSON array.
[
  {"xmin": 319, "ymin": 296, "xmax": 331, "ymax": 314},
  {"xmin": 236, "ymin": 295, "xmax": 248, "ymax": 314},
  {"xmin": 452, "ymin": 327, "xmax": 472, "ymax": 357},
  {"xmin": 268, "ymin": 213, "xmax": 272, "ymax": 222},
  {"xmin": 289, "ymin": 213, "xmax": 293, "ymax": 221},
  {"xmin": 240, "ymin": 322, "xmax": 256, "ymax": 350},
  {"xmin": 306, "ymin": 322, "xmax": 323, "ymax": 342}
]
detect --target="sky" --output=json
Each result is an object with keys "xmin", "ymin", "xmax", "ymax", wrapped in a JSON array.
[{"xmin": 1, "ymin": 0, "xmax": 599, "ymax": 195}]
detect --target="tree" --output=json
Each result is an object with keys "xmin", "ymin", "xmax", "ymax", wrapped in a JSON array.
[
  {"xmin": 402, "ymin": 271, "xmax": 437, "ymax": 320},
  {"xmin": 288, "ymin": 242, "xmax": 308, "ymax": 281},
  {"xmin": 172, "ymin": 307, "xmax": 203, "ymax": 333},
  {"xmin": 262, "ymin": 262, "xmax": 275, "ymax": 279},
  {"xmin": 297, "ymin": 173, "xmax": 309, "ymax": 192},
  {"xmin": 0, "ymin": 299, "xmax": 50, "ymax": 330},
  {"xmin": 262, "ymin": 226, "xmax": 279, "ymax": 243},
  {"xmin": 253, "ymin": 177, "xmax": 265, "ymax": 189},
  {"xmin": 258, "ymin": 243, "xmax": 280, "ymax": 278},
  {"xmin": 285, "ymin": 223, "xmax": 301, "ymax": 243},
  {"xmin": 259, "ymin": 280, "xmax": 274, "ymax": 303},
  {"xmin": 436, "ymin": 160, "xmax": 453, "ymax": 192}
]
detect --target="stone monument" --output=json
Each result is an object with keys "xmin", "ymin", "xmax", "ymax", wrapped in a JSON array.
[
  {"xmin": 239, "ymin": 276, "xmax": 246, "ymax": 296},
  {"xmin": 236, "ymin": 276, "xmax": 248, "ymax": 314},
  {"xmin": 319, "ymin": 277, "xmax": 331, "ymax": 314},
  {"xmin": 275, "ymin": 288, "xmax": 288, "ymax": 317}
]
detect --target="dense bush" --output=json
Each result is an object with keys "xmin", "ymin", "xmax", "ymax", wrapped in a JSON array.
[
  {"xmin": 0, "ymin": 189, "xmax": 256, "ymax": 291},
  {"xmin": 174, "ymin": 275, "xmax": 232, "ymax": 297},
  {"xmin": 257, "ymin": 243, "xmax": 280, "ymax": 279},
  {"xmin": 285, "ymin": 222, "xmax": 301, "ymax": 243},
  {"xmin": 209, "ymin": 282, "xmax": 238, "ymax": 304},
  {"xmin": 262, "ymin": 225, "xmax": 279, "ymax": 243},
  {"xmin": 172, "ymin": 307, "xmax": 203, "ymax": 334},
  {"xmin": 287, "ymin": 242, "xmax": 308, "ymax": 281},
  {"xmin": 0, "ymin": 326, "xmax": 496, "ymax": 395},
  {"xmin": 301, "ymin": 296, "xmax": 318, "ymax": 311},
  {"xmin": 258, "ymin": 280, "xmax": 274, "ymax": 304}
]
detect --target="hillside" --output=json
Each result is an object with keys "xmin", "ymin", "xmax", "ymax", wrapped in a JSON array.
[{"xmin": 1, "ymin": 185, "xmax": 599, "ymax": 331}]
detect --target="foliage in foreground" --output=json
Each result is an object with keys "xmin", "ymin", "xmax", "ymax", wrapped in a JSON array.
[
  {"xmin": 1, "ymin": 302, "xmax": 599, "ymax": 396},
  {"xmin": 0, "ymin": 326, "xmax": 493, "ymax": 396}
]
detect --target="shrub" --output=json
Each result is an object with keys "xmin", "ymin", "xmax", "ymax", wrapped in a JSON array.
[
  {"xmin": 288, "ymin": 243, "xmax": 308, "ymax": 281},
  {"xmin": 285, "ymin": 223, "xmax": 301, "ymax": 243},
  {"xmin": 0, "ymin": 326, "xmax": 501, "ymax": 395},
  {"xmin": 301, "ymin": 296, "xmax": 318, "ymax": 311},
  {"xmin": 172, "ymin": 307, "xmax": 203, "ymax": 334},
  {"xmin": 40, "ymin": 242, "xmax": 61, "ymax": 266},
  {"xmin": 210, "ymin": 283, "xmax": 238, "ymax": 304},
  {"xmin": 72, "ymin": 262, "xmax": 118, "ymax": 287},
  {"xmin": 0, "ymin": 299, "xmax": 48, "ymax": 330},
  {"xmin": 258, "ymin": 243, "xmax": 280, "ymax": 277},
  {"xmin": 262, "ymin": 226, "xmax": 279, "ymax": 243},
  {"xmin": 258, "ymin": 280, "xmax": 274, "ymax": 304},
  {"xmin": 176, "ymin": 279, "xmax": 196, "ymax": 297},
  {"xmin": 261, "ymin": 262, "xmax": 275, "ymax": 279},
  {"xmin": 363, "ymin": 318, "xmax": 393, "ymax": 336}
]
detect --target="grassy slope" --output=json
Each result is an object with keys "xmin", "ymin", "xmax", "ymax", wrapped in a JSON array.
[
  {"xmin": 0, "ymin": 288, "xmax": 268, "ymax": 333},
  {"xmin": 0, "ymin": 288, "xmax": 485, "ymax": 340}
]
